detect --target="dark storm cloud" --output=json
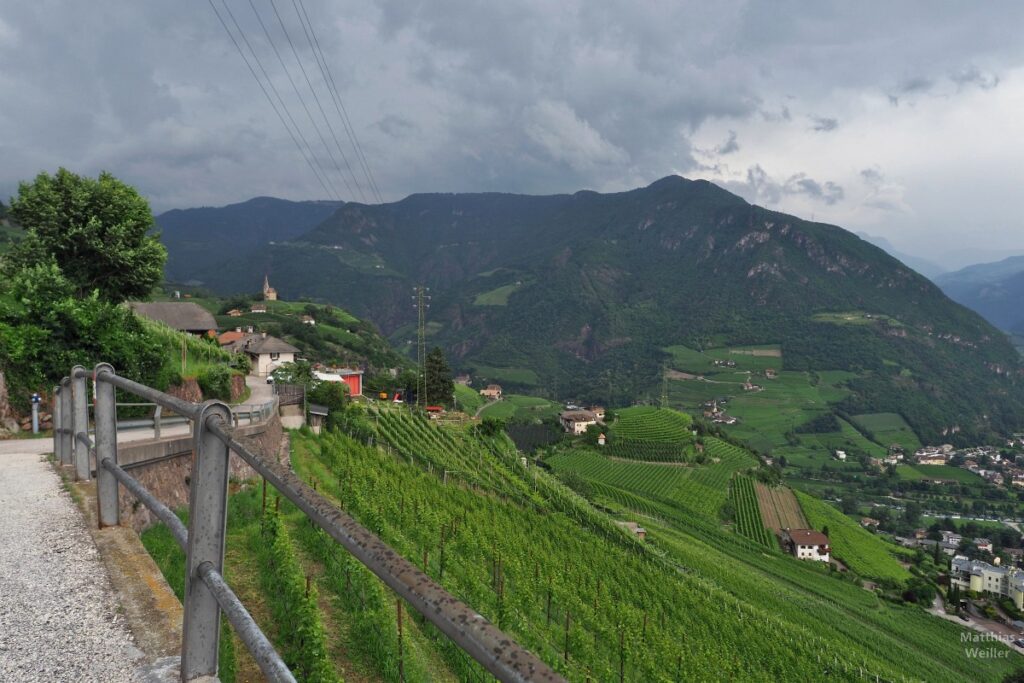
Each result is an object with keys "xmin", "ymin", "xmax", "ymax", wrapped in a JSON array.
[{"xmin": 0, "ymin": 1, "xmax": 1023, "ymax": 212}]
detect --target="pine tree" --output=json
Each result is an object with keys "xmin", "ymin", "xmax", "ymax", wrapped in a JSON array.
[{"xmin": 424, "ymin": 347, "xmax": 454, "ymax": 407}]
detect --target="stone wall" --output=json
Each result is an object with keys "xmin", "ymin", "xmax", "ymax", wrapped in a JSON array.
[{"xmin": 116, "ymin": 412, "xmax": 284, "ymax": 532}]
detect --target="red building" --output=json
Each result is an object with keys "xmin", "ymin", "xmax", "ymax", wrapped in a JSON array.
[{"xmin": 313, "ymin": 368, "xmax": 364, "ymax": 397}]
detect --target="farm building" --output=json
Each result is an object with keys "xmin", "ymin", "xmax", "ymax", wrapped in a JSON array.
[
  {"xmin": 560, "ymin": 410, "xmax": 598, "ymax": 435},
  {"xmin": 301, "ymin": 315, "xmax": 316, "ymax": 325},
  {"xmin": 221, "ymin": 332, "xmax": 298, "ymax": 376},
  {"xmin": 250, "ymin": 304, "xmax": 267, "ymax": 314},
  {"xmin": 129, "ymin": 302, "xmax": 217, "ymax": 336},
  {"xmin": 616, "ymin": 521, "xmax": 647, "ymax": 540},
  {"xmin": 226, "ymin": 308, "xmax": 243, "ymax": 317},
  {"xmin": 308, "ymin": 404, "xmax": 328, "ymax": 434},
  {"xmin": 588, "ymin": 406, "xmax": 606, "ymax": 420},
  {"xmin": 313, "ymin": 368, "xmax": 364, "ymax": 397},
  {"xmin": 782, "ymin": 529, "xmax": 830, "ymax": 563},
  {"xmin": 480, "ymin": 384, "xmax": 503, "ymax": 399},
  {"xmin": 834, "ymin": 450, "xmax": 847, "ymax": 461}
]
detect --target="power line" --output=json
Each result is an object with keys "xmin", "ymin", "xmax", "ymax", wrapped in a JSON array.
[
  {"xmin": 265, "ymin": 0, "xmax": 367, "ymax": 203},
  {"xmin": 293, "ymin": 0, "xmax": 384, "ymax": 203},
  {"xmin": 246, "ymin": 0, "xmax": 355, "ymax": 200},
  {"xmin": 206, "ymin": 0, "xmax": 337, "ymax": 200}
]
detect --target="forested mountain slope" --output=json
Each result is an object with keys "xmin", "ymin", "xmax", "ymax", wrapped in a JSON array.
[{"xmin": 163, "ymin": 177, "xmax": 1024, "ymax": 441}]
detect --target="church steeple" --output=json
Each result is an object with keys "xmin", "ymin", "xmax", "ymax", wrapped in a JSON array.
[{"xmin": 262, "ymin": 274, "xmax": 278, "ymax": 301}]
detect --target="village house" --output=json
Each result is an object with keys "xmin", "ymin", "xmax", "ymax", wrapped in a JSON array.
[
  {"xmin": 597, "ymin": 433, "xmax": 606, "ymax": 446},
  {"xmin": 917, "ymin": 454, "xmax": 947, "ymax": 466},
  {"xmin": 764, "ymin": 368, "xmax": 777, "ymax": 379},
  {"xmin": 454, "ymin": 374, "xmax": 471, "ymax": 386},
  {"xmin": 950, "ymin": 556, "xmax": 1024, "ymax": 608},
  {"xmin": 560, "ymin": 410, "xmax": 599, "ymax": 435},
  {"xmin": 914, "ymin": 529, "xmax": 928, "ymax": 540},
  {"xmin": 226, "ymin": 308, "xmax": 243, "ymax": 317},
  {"xmin": 588, "ymin": 406, "xmax": 606, "ymax": 420},
  {"xmin": 222, "ymin": 332, "xmax": 298, "ymax": 376},
  {"xmin": 1004, "ymin": 548, "xmax": 1024, "ymax": 564},
  {"xmin": 250, "ymin": 303, "xmax": 267, "ymax": 314},
  {"xmin": 262, "ymin": 275, "xmax": 278, "ymax": 301},
  {"xmin": 301, "ymin": 315, "xmax": 316, "ymax": 325},
  {"xmin": 217, "ymin": 329, "xmax": 246, "ymax": 347},
  {"xmin": 941, "ymin": 530, "xmax": 963, "ymax": 547},
  {"xmin": 479, "ymin": 384, "xmax": 503, "ymax": 400},
  {"xmin": 975, "ymin": 538, "xmax": 994, "ymax": 553},
  {"xmin": 834, "ymin": 450, "xmax": 847, "ymax": 462},
  {"xmin": 129, "ymin": 302, "xmax": 218, "ymax": 337},
  {"xmin": 782, "ymin": 529, "xmax": 830, "ymax": 563},
  {"xmin": 313, "ymin": 367, "xmax": 364, "ymax": 397},
  {"xmin": 860, "ymin": 517, "xmax": 881, "ymax": 529}
]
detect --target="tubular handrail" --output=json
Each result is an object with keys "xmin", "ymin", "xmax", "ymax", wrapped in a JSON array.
[
  {"xmin": 101, "ymin": 458, "xmax": 189, "ymax": 550},
  {"xmin": 205, "ymin": 416, "xmax": 563, "ymax": 683},
  {"xmin": 53, "ymin": 363, "xmax": 566, "ymax": 683},
  {"xmin": 196, "ymin": 562, "xmax": 296, "ymax": 683}
]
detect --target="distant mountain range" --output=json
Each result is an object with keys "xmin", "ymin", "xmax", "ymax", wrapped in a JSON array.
[
  {"xmin": 157, "ymin": 196, "xmax": 343, "ymax": 285},
  {"xmin": 156, "ymin": 176, "xmax": 1024, "ymax": 441},
  {"xmin": 935, "ymin": 255, "xmax": 1024, "ymax": 333}
]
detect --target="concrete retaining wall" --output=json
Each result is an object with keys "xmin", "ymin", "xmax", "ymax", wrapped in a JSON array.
[{"xmin": 115, "ymin": 413, "xmax": 284, "ymax": 532}]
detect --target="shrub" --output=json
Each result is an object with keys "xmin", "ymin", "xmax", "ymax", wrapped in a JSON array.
[{"xmin": 197, "ymin": 365, "xmax": 233, "ymax": 401}]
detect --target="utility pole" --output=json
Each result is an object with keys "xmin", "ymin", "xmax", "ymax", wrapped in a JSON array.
[{"xmin": 412, "ymin": 286, "xmax": 430, "ymax": 408}]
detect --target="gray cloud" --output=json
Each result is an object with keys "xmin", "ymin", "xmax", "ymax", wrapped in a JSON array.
[
  {"xmin": 0, "ymin": 0, "xmax": 1021, "ymax": 227},
  {"xmin": 810, "ymin": 116, "xmax": 838, "ymax": 132},
  {"xmin": 723, "ymin": 165, "xmax": 844, "ymax": 207},
  {"xmin": 716, "ymin": 131, "xmax": 740, "ymax": 155}
]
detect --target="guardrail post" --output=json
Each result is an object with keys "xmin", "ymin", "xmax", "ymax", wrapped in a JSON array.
[
  {"xmin": 154, "ymin": 405, "xmax": 162, "ymax": 440},
  {"xmin": 60, "ymin": 377, "xmax": 72, "ymax": 467},
  {"xmin": 52, "ymin": 386, "xmax": 62, "ymax": 462},
  {"xmin": 94, "ymin": 364, "xmax": 119, "ymax": 527},
  {"xmin": 182, "ymin": 400, "xmax": 233, "ymax": 680},
  {"xmin": 71, "ymin": 365, "xmax": 90, "ymax": 481}
]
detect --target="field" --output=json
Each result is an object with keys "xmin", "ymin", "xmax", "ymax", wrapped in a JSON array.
[
  {"xmin": 547, "ymin": 438, "xmax": 757, "ymax": 519},
  {"xmin": 478, "ymin": 394, "xmax": 561, "ymax": 421},
  {"xmin": 754, "ymin": 482, "xmax": 808, "ymax": 532},
  {"xmin": 453, "ymin": 383, "xmax": 485, "ymax": 414},
  {"xmin": 896, "ymin": 465, "xmax": 984, "ymax": 484},
  {"xmin": 796, "ymin": 491, "xmax": 912, "ymax": 583},
  {"xmin": 664, "ymin": 344, "xmax": 782, "ymax": 373},
  {"xmin": 850, "ymin": 413, "xmax": 921, "ymax": 451},
  {"xmin": 473, "ymin": 283, "xmax": 520, "ymax": 305},
  {"xmin": 731, "ymin": 475, "xmax": 776, "ymax": 548}
]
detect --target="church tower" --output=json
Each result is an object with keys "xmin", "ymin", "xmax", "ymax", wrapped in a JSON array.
[{"xmin": 262, "ymin": 274, "xmax": 278, "ymax": 301}]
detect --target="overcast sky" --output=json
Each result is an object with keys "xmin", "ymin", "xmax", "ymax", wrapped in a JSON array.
[{"xmin": 1, "ymin": 1, "xmax": 1022, "ymax": 269}]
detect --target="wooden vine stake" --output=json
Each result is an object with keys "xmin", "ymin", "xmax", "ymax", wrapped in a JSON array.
[{"xmin": 396, "ymin": 598, "xmax": 405, "ymax": 682}]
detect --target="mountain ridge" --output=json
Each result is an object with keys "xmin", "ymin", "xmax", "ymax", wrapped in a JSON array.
[{"xmin": 159, "ymin": 176, "xmax": 1024, "ymax": 441}]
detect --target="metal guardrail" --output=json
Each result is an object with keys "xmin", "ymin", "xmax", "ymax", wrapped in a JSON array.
[{"xmin": 52, "ymin": 364, "xmax": 564, "ymax": 683}]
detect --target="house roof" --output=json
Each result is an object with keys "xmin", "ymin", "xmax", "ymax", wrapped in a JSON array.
[
  {"xmin": 786, "ymin": 529, "xmax": 829, "ymax": 546},
  {"xmin": 218, "ymin": 330, "xmax": 246, "ymax": 346},
  {"xmin": 130, "ymin": 302, "xmax": 217, "ymax": 332},
  {"xmin": 241, "ymin": 334, "xmax": 299, "ymax": 354},
  {"xmin": 560, "ymin": 410, "xmax": 597, "ymax": 422}
]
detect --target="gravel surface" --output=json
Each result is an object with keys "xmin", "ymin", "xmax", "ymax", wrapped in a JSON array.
[{"xmin": 0, "ymin": 451, "xmax": 142, "ymax": 682}]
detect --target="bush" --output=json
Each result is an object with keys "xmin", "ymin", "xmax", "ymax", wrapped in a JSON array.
[{"xmin": 197, "ymin": 365, "xmax": 233, "ymax": 401}]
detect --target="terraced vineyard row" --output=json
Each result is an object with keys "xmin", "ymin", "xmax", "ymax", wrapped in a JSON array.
[
  {"xmin": 731, "ymin": 475, "xmax": 776, "ymax": 548},
  {"xmin": 605, "ymin": 439, "xmax": 689, "ymax": 462},
  {"xmin": 754, "ymin": 482, "xmax": 807, "ymax": 532},
  {"xmin": 544, "ymin": 451, "xmax": 687, "ymax": 499},
  {"xmin": 609, "ymin": 406, "xmax": 693, "ymax": 442}
]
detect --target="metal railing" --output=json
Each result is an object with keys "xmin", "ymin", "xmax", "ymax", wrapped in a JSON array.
[{"xmin": 51, "ymin": 364, "xmax": 563, "ymax": 683}]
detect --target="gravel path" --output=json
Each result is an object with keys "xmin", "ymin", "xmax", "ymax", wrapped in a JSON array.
[{"xmin": 0, "ymin": 451, "xmax": 141, "ymax": 682}]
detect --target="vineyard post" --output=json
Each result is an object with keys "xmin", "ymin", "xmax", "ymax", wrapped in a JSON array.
[
  {"xmin": 618, "ymin": 628, "xmax": 625, "ymax": 683},
  {"xmin": 396, "ymin": 598, "xmax": 405, "ymax": 683},
  {"xmin": 563, "ymin": 610, "xmax": 570, "ymax": 664}
]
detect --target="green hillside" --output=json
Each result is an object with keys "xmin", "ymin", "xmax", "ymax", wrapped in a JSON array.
[
  {"xmin": 142, "ymin": 409, "xmax": 1016, "ymax": 681},
  {"xmin": 162, "ymin": 177, "xmax": 1024, "ymax": 443}
]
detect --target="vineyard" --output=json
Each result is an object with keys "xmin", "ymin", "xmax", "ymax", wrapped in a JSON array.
[
  {"xmin": 730, "ymin": 475, "xmax": 776, "ymax": 548},
  {"xmin": 796, "ymin": 491, "xmax": 913, "ymax": 584},
  {"xmin": 606, "ymin": 406, "xmax": 694, "ymax": 462},
  {"xmin": 754, "ymin": 482, "xmax": 808, "ymax": 532},
  {"xmin": 138, "ymin": 410, "xmax": 1017, "ymax": 682}
]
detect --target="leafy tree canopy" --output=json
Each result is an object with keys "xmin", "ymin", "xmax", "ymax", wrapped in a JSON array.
[{"xmin": 6, "ymin": 168, "xmax": 165, "ymax": 302}]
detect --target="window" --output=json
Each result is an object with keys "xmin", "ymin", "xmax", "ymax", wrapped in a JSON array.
[{"xmin": 270, "ymin": 352, "xmax": 280, "ymax": 361}]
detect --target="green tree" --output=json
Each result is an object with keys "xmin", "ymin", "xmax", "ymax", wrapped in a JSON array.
[
  {"xmin": 6, "ymin": 168, "xmax": 165, "ymax": 302},
  {"xmin": 424, "ymin": 346, "xmax": 454, "ymax": 406}
]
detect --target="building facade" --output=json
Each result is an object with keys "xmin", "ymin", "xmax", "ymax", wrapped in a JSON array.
[{"xmin": 950, "ymin": 556, "xmax": 1024, "ymax": 608}]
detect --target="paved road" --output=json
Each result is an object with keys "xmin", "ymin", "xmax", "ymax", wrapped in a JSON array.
[{"xmin": 0, "ymin": 450, "xmax": 141, "ymax": 681}]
